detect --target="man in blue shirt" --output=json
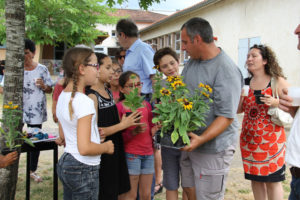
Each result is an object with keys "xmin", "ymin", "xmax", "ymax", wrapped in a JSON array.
[{"xmin": 116, "ymin": 18, "xmax": 156, "ymax": 102}]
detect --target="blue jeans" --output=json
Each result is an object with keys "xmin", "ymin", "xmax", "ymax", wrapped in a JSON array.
[
  {"xmin": 289, "ymin": 175, "xmax": 300, "ymax": 200},
  {"xmin": 57, "ymin": 153, "xmax": 100, "ymax": 200}
]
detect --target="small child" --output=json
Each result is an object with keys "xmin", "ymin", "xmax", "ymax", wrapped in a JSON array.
[
  {"xmin": 56, "ymin": 47, "xmax": 114, "ymax": 200},
  {"xmin": 117, "ymin": 71, "xmax": 157, "ymax": 200},
  {"xmin": 85, "ymin": 53, "xmax": 141, "ymax": 200},
  {"xmin": 153, "ymin": 47, "xmax": 190, "ymax": 200}
]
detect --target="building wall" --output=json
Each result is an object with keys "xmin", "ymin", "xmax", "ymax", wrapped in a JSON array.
[{"xmin": 140, "ymin": 0, "xmax": 300, "ymax": 86}]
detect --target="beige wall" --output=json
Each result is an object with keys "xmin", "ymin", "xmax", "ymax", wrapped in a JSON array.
[{"xmin": 140, "ymin": 0, "xmax": 300, "ymax": 86}]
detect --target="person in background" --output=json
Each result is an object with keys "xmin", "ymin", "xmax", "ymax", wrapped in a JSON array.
[
  {"xmin": 0, "ymin": 60, "xmax": 5, "ymax": 83},
  {"xmin": 116, "ymin": 18, "xmax": 156, "ymax": 103},
  {"xmin": 110, "ymin": 60, "xmax": 123, "ymax": 103},
  {"xmin": 153, "ymin": 47, "xmax": 189, "ymax": 200},
  {"xmin": 24, "ymin": 39, "xmax": 53, "ymax": 182},
  {"xmin": 279, "ymin": 23, "xmax": 300, "ymax": 200},
  {"xmin": 52, "ymin": 77, "xmax": 65, "ymax": 123},
  {"xmin": 237, "ymin": 44, "xmax": 289, "ymax": 200},
  {"xmin": 180, "ymin": 17, "xmax": 243, "ymax": 200},
  {"xmin": 115, "ymin": 47, "xmax": 126, "ymax": 67}
]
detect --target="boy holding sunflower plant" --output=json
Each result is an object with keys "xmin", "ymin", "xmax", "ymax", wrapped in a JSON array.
[{"xmin": 153, "ymin": 47, "xmax": 190, "ymax": 200}]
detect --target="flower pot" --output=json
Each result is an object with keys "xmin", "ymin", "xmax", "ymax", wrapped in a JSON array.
[
  {"xmin": 158, "ymin": 129, "xmax": 186, "ymax": 149},
  {"xmin": 1, "ymin": 147, "xmax": 18, "ymax": 155}
]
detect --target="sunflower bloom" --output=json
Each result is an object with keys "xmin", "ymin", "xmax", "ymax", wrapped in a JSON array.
[
  {"xmin": 171, "ymin": 81, "xmax": 185, "ymax": 90},
  {"xmin": 202, "ymin": 91, "xmax": 210, "ymax": 98},
  {"xmin": 160, "ymin": 88, "xmax": 171, "ymax": 96},
  {"xmin": 167, "ymin": 76, "xmax": 174, "ymax": 82},
  {"xmin": 183, "ymin": 101, "xmax": 193, "ymax": 110},
  {"xmin": 13, "ymin": 105, "xmax": 19, "ymax": 109},
  {"xmin": 205, "ymin": 85, "xmax": 213, "ymax": 93},
  {"xmin": 153, "ymin": 65, "xmax": 160, "ymax": 70},
  {"xmin": 3, "ymin": 105, "xmax": 10, "ymax": 109},
  {"xmin": 177, "ymin": 98, "xmax": 184, "ymax": 102},
  {"xmin": 198, "ymin": 83, "xmax": 205, "ymax": 88}
]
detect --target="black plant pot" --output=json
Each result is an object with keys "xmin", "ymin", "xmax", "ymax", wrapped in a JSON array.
[
  {"xmin": 157, "ymin": 129, "xmax": 186, "ymax": 149},
  {"xmin": 1, "ymin": 147, "xmax": 18, "ymax": 155}
]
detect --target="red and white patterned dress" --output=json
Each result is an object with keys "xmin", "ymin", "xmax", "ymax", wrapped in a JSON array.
[{"xmin": 240, "ymin": 85, "xmax": 286, "ymax": 182}]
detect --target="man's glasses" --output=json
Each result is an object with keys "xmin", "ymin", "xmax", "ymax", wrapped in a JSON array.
[
  {"xmin": 124, "ymin": 82, "xmax": 143, "ymax": 88},
  {"xmin": 118, "ymin": 55, "xmax": 125, "ymax": 59},
  {"xmin": 86, "ymin": 63, "xmax": 100, "ymax": 70}
]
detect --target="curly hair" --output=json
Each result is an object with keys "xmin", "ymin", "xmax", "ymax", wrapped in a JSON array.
[{"xmin": 249, "ymin": 44, "xmax": 286, "ymax": 79}]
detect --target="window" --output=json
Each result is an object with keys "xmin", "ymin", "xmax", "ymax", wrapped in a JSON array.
[
  {"xmin": 160, "ymin": 37, "xmax": 164, "ymax": 48},
  {"xmin": 175, "ymin": 32, "xmax": 181, "ymax": 58},
  {"xmin": 238, "ymin": 37, "xmax": 261, "ymax": 78},
  {"xmin": 54, "ymin": 42, "xmax": 67, "ymax": 60}
]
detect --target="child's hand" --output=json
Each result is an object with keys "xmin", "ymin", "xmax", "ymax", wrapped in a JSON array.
[
  {"xmin": 132, "ymin": 123, "xmax": 146, "ymax": 136},
  {"xmin": 120, "ymin": 111, "xmax": 143, "ymax": 129},
  {"xmin": 0, "ymin": 152, "xmax": 18, "ymax": 168},
  {"xmin": 55, "ymin": 137, "xmax": 65, "ymax": 146},
  {"xmin": 103, "ymin": 140, "xmax": 114, "ymax": 154},
  {"xmin": 98, "ymin": 128, "xmax": 106, "ymax": 142},
  {"xmin": 151, "ymin": 123, "xmax": 162, "ymax": 136}
]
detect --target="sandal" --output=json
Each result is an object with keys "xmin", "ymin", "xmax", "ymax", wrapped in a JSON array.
[
  {"xmin": 154, "ymin": 183, "xmax": 163, "ymax": 195},
  {"xmin": 30, "ymin": 172, "xmax": 43, "ymax": 183}
]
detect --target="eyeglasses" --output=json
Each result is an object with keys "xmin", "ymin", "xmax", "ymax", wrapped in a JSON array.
[
  {"xmin": 118, "ymin": 55, "xmax": 125, "ymax": 59},
  {"xmin": 124, "ymin": 82, "xmax": 143, "ymax": 88},
  {"xmin": 86, "ymin": 63, "xmax": 99, "ymax": 70},
  {"xmin": 113, "ymin": 69, "xmax": 123, "ymax": 74}
]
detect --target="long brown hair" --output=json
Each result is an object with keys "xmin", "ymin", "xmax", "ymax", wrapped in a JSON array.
[
  {"xmin": 62, "ymin": 47, "xmax": 94, "ymax": 119},
  {"xmin": 248, "ymin": 44, "xmax": 286, "ymax": 79}
]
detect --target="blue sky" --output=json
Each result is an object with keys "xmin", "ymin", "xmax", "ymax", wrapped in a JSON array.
[{"xmin": 115, "ymin": 0, "xmax": 203, "ymax": 14}]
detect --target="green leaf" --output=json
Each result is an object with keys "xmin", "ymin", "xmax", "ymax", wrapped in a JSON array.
[
  {"xmin": 152, "ymin": 117, "xmax": 160, "ymax": 124},
  {"xmin": 171, "ymin": 130, "xmax": 179, "ymax": 144}
]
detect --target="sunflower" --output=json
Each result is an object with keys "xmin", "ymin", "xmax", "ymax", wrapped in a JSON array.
[
  {"xmin": 205, "ymin": 84, "xmax": 212, "ymax": 93},
  {"xmin": 153, "ymin": 65, "xmax": 160, "ymax": 70},
  {"xmin": 171, "ymin": 80, "xmax": 185, "ymax": 90},
  {"xmin": 198, "ymin": 83, "xmax": 205, "ymax": 88},
  {"xmin": 160, "ymin": 88, "xmax": 171, "ymax": 96},
  {"xmin": 166, "ymin": 76, "xmax": 174, "ymax": 82},
  {"xmin": 202, "ymin": 91, "xmax": 210, "ymax": 98},
  {"xmin": 183, "ymin": 101, "xmax": 193, "ymax": 110}
]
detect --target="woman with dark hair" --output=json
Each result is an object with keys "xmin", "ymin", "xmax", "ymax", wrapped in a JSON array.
[{"xmin": 237, "ymin": 44, "xmax": 289, "ymax": 200}]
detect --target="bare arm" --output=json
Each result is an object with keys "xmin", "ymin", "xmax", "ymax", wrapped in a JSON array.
[
  {"xmin": 279, "ymin": 88, "xmax": 299, "ymax": 117},
  {"xmin": 0, "ymin": 152, "xmax": 18, "ymax": 168},
  {"xmin": 181, "ymin": 116, "xmax": 234, "ymax": 152},
  {"xmin": 55, "ymin": 122, "xmax": 65, "ymax": 146},
  {"xmin": 77, "ymin": 114, "xmax": 114, "ymax": 156}
]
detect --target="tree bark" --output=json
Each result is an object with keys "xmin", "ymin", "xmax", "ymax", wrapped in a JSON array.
[{"xmin": 0, "ymin": 0, "xmax": 25, "ymax": 199}]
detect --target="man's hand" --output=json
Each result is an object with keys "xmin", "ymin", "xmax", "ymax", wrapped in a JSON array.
[
  {"xmin": 181, "ymin": 132, "xmax": 203, "ymax": 152},
  {"xmin": 279, "ymin": 88, "xmax": 298, "ymax": 117}
]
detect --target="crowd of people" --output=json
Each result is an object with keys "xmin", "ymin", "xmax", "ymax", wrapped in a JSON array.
[{"xmin": 0, "ymin": 17, "xmax": 300, "ymax": 200}]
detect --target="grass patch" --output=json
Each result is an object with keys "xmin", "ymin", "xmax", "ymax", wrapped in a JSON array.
[{"xmin": 238, "ymin": 189, "xmax": 251, "ymax": 194}]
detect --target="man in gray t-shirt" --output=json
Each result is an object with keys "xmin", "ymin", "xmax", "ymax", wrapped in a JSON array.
[{"xmin": 180, "ymin": 18, "xmax": 243, "ymax": 200}]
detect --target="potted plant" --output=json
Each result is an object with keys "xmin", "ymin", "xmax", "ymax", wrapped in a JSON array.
[
  {"xmin": 123, "ymin": 74, "xmax": 145, "ymax": 116},
  {"xmin": 0, "ymin": 102, "xmax": 34, "ymax": 155},
  {"xmin": 152, "ymin": 72, "xmax": 213, "ymax": 148}
]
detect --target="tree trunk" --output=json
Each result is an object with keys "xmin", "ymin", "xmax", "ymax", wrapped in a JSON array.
[{"xmin": 0, "ymin": 0, "xmax": 25, "ymax": 199}]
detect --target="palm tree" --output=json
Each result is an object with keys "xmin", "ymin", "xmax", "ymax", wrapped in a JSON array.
[{"xmin": 0, "ymin": 0, "xmax": 25, "ymax": 199}]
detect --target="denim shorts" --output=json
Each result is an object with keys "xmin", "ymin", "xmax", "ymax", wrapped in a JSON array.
[
  {"xmin": 125, "ymin": 153, "xmax": 154, "ymax": 175},
  {"xmin": 289, "ymin": 174, "xmax": 300, "ymax": 200},
  {"xmin": 57, "ymin": 153, "xmax": 100, "ymax": 200}
]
